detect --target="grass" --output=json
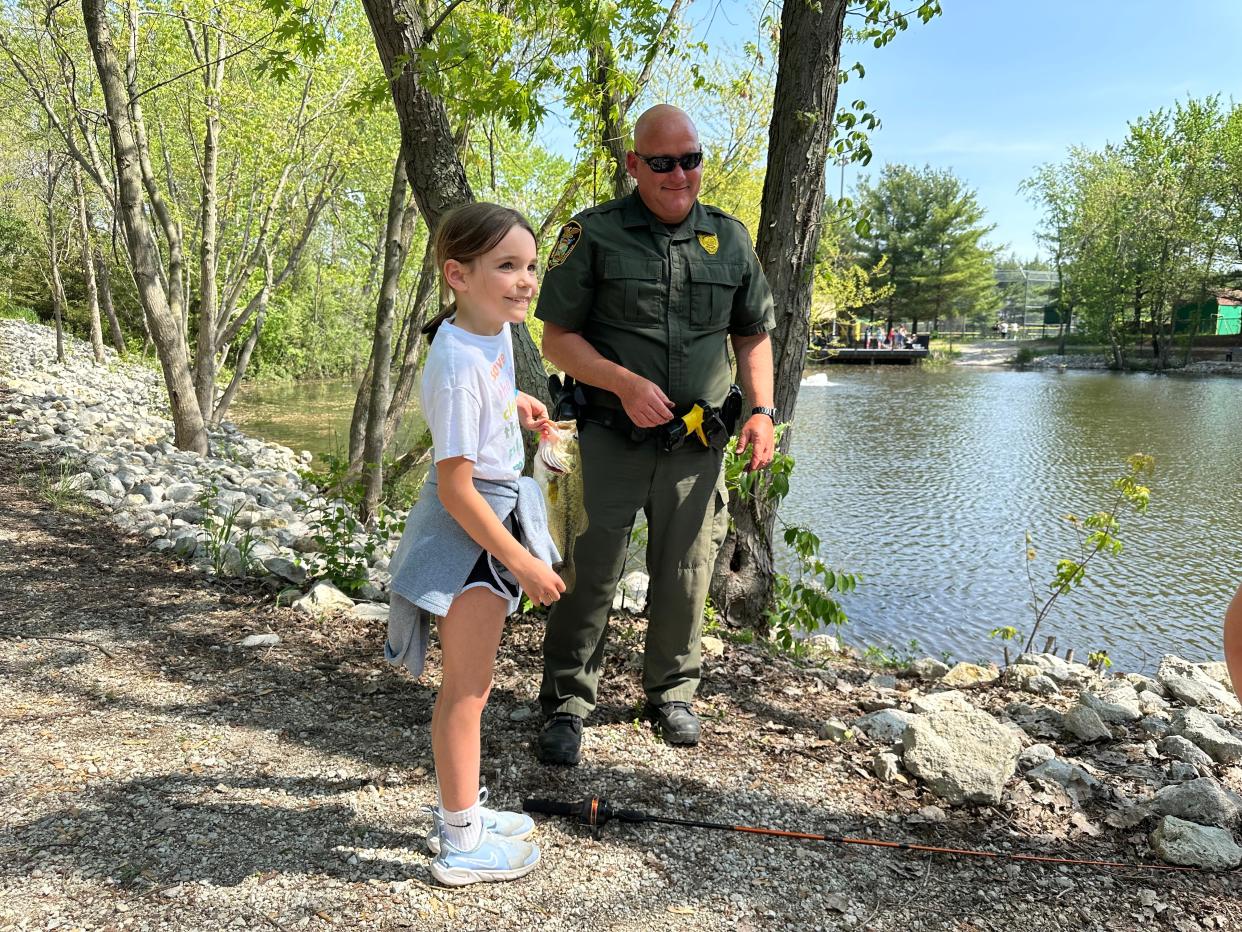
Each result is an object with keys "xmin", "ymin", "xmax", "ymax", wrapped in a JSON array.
[
  {"xmin": 0, "ymin": 305, "xmax": 40, "ymax": 324},
  {"xmin": 27, "ymin": 462, "xmax": 96, "ymax": 514}
]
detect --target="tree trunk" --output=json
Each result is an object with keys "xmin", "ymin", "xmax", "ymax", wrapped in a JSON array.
[
  {"xmin": 361, "ymin": 152, "xmax": 414, "ymax": 520},
  {"xmin": 71, "ymin": 164, "xmax": 105, "ymax": 363},
  {"xmin": 193, "ymin": 28, "xmax": 226, "ymax": 420},
  {"xmin": 81, "ymin": 0, "xmax": 207, "ymax": 453},
  {"xmin": 710, "ymin": 0, "xmax": 849, "ymax": 627},
  {"xmin": 360, "ymin": 0, "xmax": 551, "ymax": 412},
  {"xmin": 382, "ymin": 237, "xmax": 438, "ymax": 449},
  {"xmin": 95, "ymin": 246, "xmax": 125, "ymax": 353}
]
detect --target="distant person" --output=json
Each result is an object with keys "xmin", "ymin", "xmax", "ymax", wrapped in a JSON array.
[
  {"xmin": 999, "ymin": 321, "xmax": 1008, "ymax": 339},
  {"xmin": 386, "ymin": 203, "xmax": 565, "ymax": 886},
  {"xmin": 1224, "ymin": 584, "xmax": 1242, "ymax": 694},
  {"xmin": 887, "ymin": 327, "xmax": 896, "ymax": 348}
]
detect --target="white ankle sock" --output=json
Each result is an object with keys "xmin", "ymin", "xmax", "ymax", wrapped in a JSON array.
[{"xmin": 439, "ymin": 802, "xmax": 483, "ymax": 851}]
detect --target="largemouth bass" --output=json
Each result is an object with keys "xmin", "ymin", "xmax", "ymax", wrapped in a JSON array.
[{"xmin": 533, "ymin": 420, "xmax": 587, "ymax": 591}]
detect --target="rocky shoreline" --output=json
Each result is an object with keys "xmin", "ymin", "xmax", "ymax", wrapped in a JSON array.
[{"xmin": 4, "ymin": 318, "xmax": 1242, "ymax": 929}]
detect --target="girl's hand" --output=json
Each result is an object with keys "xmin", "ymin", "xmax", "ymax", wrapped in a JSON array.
[
  {"xmin": 516, "ymin": 391, "xmax": 550, "ymax": 433},
  {"xmin": 515, "ymin": 554, "xmax": 566, "ymax": 607}
]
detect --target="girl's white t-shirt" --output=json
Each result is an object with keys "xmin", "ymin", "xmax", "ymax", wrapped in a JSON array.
[{"xmin": 419, "ymin": 319, "xmax": 524, "ymax": 481}]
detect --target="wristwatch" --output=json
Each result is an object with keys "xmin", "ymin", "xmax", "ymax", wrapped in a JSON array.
[{"xmin": 751, "ymin": 406, "xmax": 778, "ymax": 421}]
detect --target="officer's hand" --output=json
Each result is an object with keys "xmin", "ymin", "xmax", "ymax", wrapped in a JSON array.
[
  {"xmin": 619, "ymin": 375, "xmax": 675, "ymax": 428},
  {"xmin": 736, "ymin": 414, "xmax": 775, "ymax": 472}
]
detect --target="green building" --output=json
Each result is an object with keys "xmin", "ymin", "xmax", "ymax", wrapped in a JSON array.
[{"xmin": 1173, "ymin": 289, "xmax": 1242, "ymax": 336}]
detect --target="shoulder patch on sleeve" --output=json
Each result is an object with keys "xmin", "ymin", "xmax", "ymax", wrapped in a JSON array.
[{"xmin": 546, "ymin": 221, "xmax": 583, "ymax": 270}]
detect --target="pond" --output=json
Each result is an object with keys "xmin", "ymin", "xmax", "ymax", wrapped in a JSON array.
[
  {"xmin": 784, "ymin": 366, "xmax": 1241, "ymax": 671},
  {"xmin": 231, "ymin": 367, "xmax": 1242, "ymax": 671}
]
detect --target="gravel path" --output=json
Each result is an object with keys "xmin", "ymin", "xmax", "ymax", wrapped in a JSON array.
[{"xmin": 1, "ymin": 413, "xmax": 1239, "ymax": 931}]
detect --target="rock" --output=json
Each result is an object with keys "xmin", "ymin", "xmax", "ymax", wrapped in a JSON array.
[
  {"xmin": 873, "ymin": 750, "xmax": 903, "ymax": 782},
  {"xmin": 854, "ymin": 709, "xmax": 915, "ymax": 745},
  {"xmin": 1139, "ymin": 715, "xmax": 1171, "ymax": 737},
  {"xmin": 1158, "ymin": 735, "xmax": 1215, "ymax": 769},
  {"xmin": 276, "ymin": 587, "xmax": 302, "ymax": 607},
  {"xmin": 1017, "ymin": 744, "xmax": 1056, "ymax": 771},
  {"xmin": 900, "ymin": 710, "xmax": 1021, "ymax": 805},
  {"xmin": 1118, "ymin": 672, "xmax": 1167, "ymax": 696},
  {"xmin": 293, "ymin": 581, "xmax": 355, "ymax": 618},
  {"xmin": 1012, "ymin": 652, "xmax": 1096, "ymax": 686},
  {"xmin": 700, "ymin": 635, "xmax": 725, "ymax": 658},
  {"xmin": 908, "ymin": 658, "xmax": 950, "ymax": 680},
  {"xmin": 1198, "ymin": 661, "xmax": 1234, "ymax": 693},
  {"xmin": 1138, "ymin": 692, "xmax": 1171, "ymax": 715},
  {"xmin": 263, "ymin": 556, "xmax": 307, "ymax": 585},
  {"xmin": 1080, "ymin": 682, "xmax": 1143, "ymax": 723},
  {"xmin": 612, "ymin": 570, "xmax": 649, "ymax": 610},
  {"xmin": 1017, "ymin": 671, "xmax": 1060, "ymax": 696},
  {"xmin": 1151, "ymin": 778, "xmax": 1241, "ymax": 828},
  {"xmin": 172, "ymin": 533, "xmax": 200, "ymax": 558},
  {"xmin": 818, "ymin": 719, "xmax": 852, "ymax": 742},
  {"xmin": 1170, "ymin": 709, "xmax": 1242, "ymax": 764},
  {"xmin": 508, "ymin": 706, "xmax": 534, "ymax": 722},
  {"xmin": 1063, "ymin": 705, "xmax": 1112, "ymax": 742},
  {"xmin": 1168, "ymin": 761, "xmax": 1200, "ymax": 782},
  {"xmin": 1158, "ymin": 656, "xmax": 1241, "ymax": 715},
  {"xmin": 909, "ymin": 690, "xmax": 975, "ymax": 714},
  {"xmin": 349, "ymin": 603, "xmax": 390, "ymax": 622},
  {"xmin": 239, "ymin": 633, "xmax": 280, "ymax": 649},
  {"xmin": 865, "ymin": 673, "xmax": 898, "ymax": 691},
  {"xmin": 940, "ymin": 662, "xmax": 999, "ymax": 688},
  {"xmin": 1026, "ymin": 758, "xmax": 1100, "ymax": 801},
  {"xmin": 1150, "ymin": 816, "xmax": 1242, "ymax": 870},
  {"xmin": 164, "ymin": 481, "xmax": 201, "ymax": 503}
]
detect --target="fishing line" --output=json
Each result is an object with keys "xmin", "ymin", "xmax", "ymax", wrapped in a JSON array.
[{"xmin": 524, "ymin": 796, "xmax": 1236, "ymax": 875}]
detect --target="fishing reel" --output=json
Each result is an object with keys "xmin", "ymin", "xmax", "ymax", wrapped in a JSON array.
[{"xmin": 523, "ymin": 797, "xmax": 645, "ymax": 838}]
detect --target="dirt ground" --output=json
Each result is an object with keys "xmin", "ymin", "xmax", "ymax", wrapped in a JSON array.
[{"xmin": 1, "ymin": 410, "xmax": 1239, "ymax": 931}]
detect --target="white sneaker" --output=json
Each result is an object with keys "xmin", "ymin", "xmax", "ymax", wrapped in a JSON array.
[
  {"xmin": 429, "ymin": 823, "xmax": 540, "ymax": 886},
  {"xmin": 424, "ymin": 788, "xmax": 535, "ymax": 855}
]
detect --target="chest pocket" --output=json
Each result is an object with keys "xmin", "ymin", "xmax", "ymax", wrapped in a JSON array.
[
  {"xmin": 689, "ymin": 261, "xmax": 744, "ymax": 331},
  {"xmin": 602, "ymin": 255, "xmax": 664, "ymax": 326}
]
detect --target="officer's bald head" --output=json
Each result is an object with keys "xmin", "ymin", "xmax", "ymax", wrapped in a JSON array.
[
  {"xmin": 627, "ymin": 105, "xmax": 703, "ymax": 225},
  {"xmin": 632, "ymin": 105, "xmax": 698, "ymax": 152}
]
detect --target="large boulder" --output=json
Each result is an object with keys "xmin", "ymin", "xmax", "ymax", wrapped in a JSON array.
[
  {"xmin": 1150, "ymin": 778, "xmax": 1241, "ymax": 828},
  {"xmin": 900, "ymin": 710, "xmax": 1021, "ymax": 805},
  {"xmin": 1170, "ymin": 709, "xmax": 1242, "ymax": 764},
  {"xmin": 293, "ymin": 581, "xmax": 355, "ymax": 618},
  {"xmin": 1157, "ymin": 656, "xmax": 1241, "ymax": 715},
  {"xmin": 909, "ymin": 690, "xmax": 975, "ymax": 715},
  {"xmin": 1150, "ymin": 816, "xmax": 1242, "ymax": 870}
]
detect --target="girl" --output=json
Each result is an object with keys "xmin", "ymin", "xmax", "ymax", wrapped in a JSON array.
[{"xmin": 385, "ymin": 202, "xmax": 565, "ymax": 886}]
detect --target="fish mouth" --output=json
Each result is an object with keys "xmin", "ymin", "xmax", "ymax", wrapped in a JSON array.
[{"xmin": 538, "ymin": 444, "xmax": 571, "ymax": 474}]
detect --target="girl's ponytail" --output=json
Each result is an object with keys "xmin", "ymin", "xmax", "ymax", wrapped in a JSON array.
[{"xmin": 421, "ymin": 301, "xmax": 456, "ymax": 343}]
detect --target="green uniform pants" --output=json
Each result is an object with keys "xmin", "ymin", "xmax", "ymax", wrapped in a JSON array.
[{"xmin": 539, "ymin": 420, "xmax": 728, "ymax": 718}]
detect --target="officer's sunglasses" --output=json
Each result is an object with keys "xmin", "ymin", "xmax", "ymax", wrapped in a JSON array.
[{"xmin": 633, "ymin": 151, "xmax": 703, "ymax": 173}]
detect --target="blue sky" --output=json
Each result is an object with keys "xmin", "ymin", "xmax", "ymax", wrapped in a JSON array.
[{"xmin": 582, "ymin": 0, "xmax": 1242, "ymax": 261}]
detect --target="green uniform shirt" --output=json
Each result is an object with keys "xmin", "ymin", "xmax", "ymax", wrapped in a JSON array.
[{"xmin": 536, "ymin": 191, "xmax": 775, "ymax": 410}]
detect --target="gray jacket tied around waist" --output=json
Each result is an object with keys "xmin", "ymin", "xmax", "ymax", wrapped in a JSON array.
[{"xmin": 384, "ymin": 467, "xmax": 560, "ymax": 677}]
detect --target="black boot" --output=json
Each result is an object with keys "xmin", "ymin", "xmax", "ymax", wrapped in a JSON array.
[
  {"xmin": 537, "ymin": 713, "xmax": 582, "ymax": 765},
  {"xmin": 648, "ymin": 701, "xmax": 700, "ymax": 746}
]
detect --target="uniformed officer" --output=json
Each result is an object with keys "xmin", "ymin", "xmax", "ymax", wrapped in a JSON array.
[{"xmin": 535, "ymin": 105, "xmax": 777, "ymax": 765}]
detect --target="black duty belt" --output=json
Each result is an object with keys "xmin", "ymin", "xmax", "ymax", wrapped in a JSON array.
[{"xmin": 578, "ymin": 384, "xmax": 743, "ymax": 453}]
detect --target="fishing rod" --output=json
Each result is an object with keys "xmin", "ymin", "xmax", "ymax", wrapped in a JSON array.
[{"xmin": 523, "ymin": 796, "xmax": 1219, "ymax": 875}]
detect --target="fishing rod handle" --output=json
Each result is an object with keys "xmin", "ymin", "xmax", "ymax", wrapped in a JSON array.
[{"xmin": 522, "ymin": 798, "xmax": 578, "ymax": 817}]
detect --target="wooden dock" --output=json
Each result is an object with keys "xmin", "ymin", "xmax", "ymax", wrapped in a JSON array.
[{"xmin": 809, "ymin": 347, "xmax": 930, "ymax": 365}]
